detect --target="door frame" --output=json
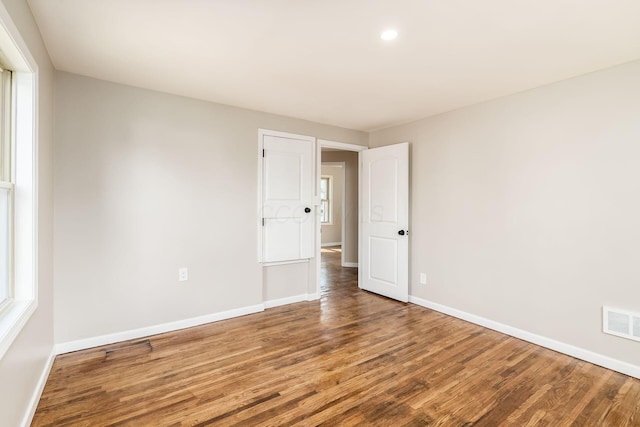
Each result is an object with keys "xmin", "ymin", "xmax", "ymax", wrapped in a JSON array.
[{"xmin": 315, "ymin": 140, "xmax": 366, "ymax": 298}]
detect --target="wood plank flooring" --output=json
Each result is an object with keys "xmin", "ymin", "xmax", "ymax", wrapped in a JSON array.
[{"xmin": 33, "ymin": 247, "xmax": 640, "ymax": 426}]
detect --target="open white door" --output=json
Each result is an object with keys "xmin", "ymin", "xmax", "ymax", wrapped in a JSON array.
[{"xmin": 359, "ymin": 142, "xmax": 409, "ymax": 302}]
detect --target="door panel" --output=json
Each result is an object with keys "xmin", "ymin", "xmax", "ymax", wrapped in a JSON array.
[
  {"xmin": 370, "ymin": 157, "xmax": 398, "ymax": 223},
  {"xmin": 261, "ymin": 133, "xmax": 314, "ymax": 262},
  {"xmin": 264, "ymin": 219, "xmax": 302, "ymax": 261},
  {"xmin": 369, "ymin": 237, "xmax": 398, "ymax": 284},
  {"xmin": 264, "ymin": 151, "xmax": 302, "ymax": 201},
  {"xmin": 359, "ymin": 142, "xmax": 409, "ymax": 302}
]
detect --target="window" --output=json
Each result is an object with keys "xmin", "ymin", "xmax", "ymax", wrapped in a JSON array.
[
  {"xmin": 0, "ymin": 1, "xmax": 38, "ymax": 360},
  {"xmin": 320, "ymin": 176, "xmax": 332, "ymax": 224},
  {"xmin": 0, "ymin": 67, "xmax": 11, "ymax": 308}
]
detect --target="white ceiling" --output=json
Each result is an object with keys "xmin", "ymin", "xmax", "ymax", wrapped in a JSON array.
[{"xmin": 28, "ymin": 0, "xmax": 640, "ymax": 131}]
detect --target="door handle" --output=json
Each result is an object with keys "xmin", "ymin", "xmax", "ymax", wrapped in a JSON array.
[
  {"xmin": 304, "ymin": 207, "xmax": 311, "ymax": 213},
  {"xmin": 398, "ymin": 230, "xmax": 408, "ymax": 236}
]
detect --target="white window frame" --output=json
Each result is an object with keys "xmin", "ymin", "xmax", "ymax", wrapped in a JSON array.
[
  {"xmin": 320, "ymin": 176, "xmax": 332, "ymax": 225},
  {"xmin": 0, "ymin": 67, "xmax": 13, "ymax": 311},
  {"xmin": 0, "ymin": 3, "xmax": 39, "ymax": 361}
]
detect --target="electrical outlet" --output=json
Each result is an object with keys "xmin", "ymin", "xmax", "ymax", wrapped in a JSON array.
[
  {"xmin": 178, "ymin": 268, "xmax": 188, "ymax": 282},
  {"xmin": 419, "ymin": 273, "xmax": 427, "ymax": 285}
]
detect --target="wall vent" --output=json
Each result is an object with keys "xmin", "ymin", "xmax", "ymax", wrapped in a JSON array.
[{"xmin": 603, "ymin": 306, "xmax": 640, "ymax": 343}]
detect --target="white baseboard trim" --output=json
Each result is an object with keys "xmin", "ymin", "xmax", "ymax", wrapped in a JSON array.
[
  {"xmin": 21, "ymin": 348, "xmax": 56, "ymax": 427},
  {"xmin": 264, "ymin": 294, "xmax": 310, "ymax": 309},
  {"xmin": 306, "ymin": 293, "xmax": 320, "ymax": 301},
  {"xmin": 409, "ymin": 296, "xmax": 640, "ymax": 379},
  {"xmin": 55, "ymin": 304, "xmax": 265, "ymax": 355},
  {"xmin": 342, "ymin": 262, "xmax": 358, "ymax": 268},
  {"xmin": 321, "ymin": 242, "xmax": 342, "ymax": 247}
]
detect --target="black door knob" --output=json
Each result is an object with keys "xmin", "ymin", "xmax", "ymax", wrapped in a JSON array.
[
  {"xmin": 304, "ymin": 207, "xmax": 311, "ymax": 213},
  {"xmin": 398, "ymin": 230, "xmax": 405, "ymax": 236}
]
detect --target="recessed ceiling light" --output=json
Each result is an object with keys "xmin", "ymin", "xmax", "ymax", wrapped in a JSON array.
[{"xmin": 380, "ymin": 29, "xmax": 398, "ymax": 41}]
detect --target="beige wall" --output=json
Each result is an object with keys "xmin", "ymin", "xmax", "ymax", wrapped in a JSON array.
[
  {"xmin": 320, "ymin": 164, "xmax": 343, "ymax": 245},
  {"xmin": 0, "ymin": 0, "xmax": 54, "ymax": 425},
  {"xmin": 369, "ymin": 59, "xmax": 640, "ymax": 367},
  {"xmin": 263, "ymin": 262, "xmax": 308, "ymax": 302},
  {"xmin": 54, "ymin": 72, "xmax": 367, "ymax": 343},
  {"xmin": 321, "ymin": 151, "xmax": 358, "ymax": 265}
]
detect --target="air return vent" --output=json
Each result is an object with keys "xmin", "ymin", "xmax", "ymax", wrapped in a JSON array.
[{"xmin": 603, "ymin": 306, "xmax": 640, "ymax": 342}]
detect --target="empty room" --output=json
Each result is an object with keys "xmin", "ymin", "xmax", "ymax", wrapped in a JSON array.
[{"xmin": 1, "ymin": 0, "xmax": 639, "ymax": 425}]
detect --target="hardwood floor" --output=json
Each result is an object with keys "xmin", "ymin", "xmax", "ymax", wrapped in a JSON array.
[{"xmin": 33, "ymin": 247, "xmax": 640, "ymax": 426}]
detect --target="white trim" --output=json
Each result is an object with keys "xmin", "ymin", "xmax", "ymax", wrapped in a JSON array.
[
  {"xmin": 262, "ymin": 259, "xmax": 309, "ymax": 267},
  {"xmin": 264, "ymin": 294, "xmax": 310, "ymax": 309},
  {"xmin": 409, "ymin": 296, "xmax": 640, "ymax": 379},
  {"xmin": 259, "ymin": 128, "xmax": 316, "ymax": 143},
  {"xmin": 263, "ymin": 293, "xmax": 321, "ymax": 308},
  {"xmin": 20, "ymin": 348, "xmax": 55, "ymax": 427},
  {"xmin": 315, "ymin": 142, "xmax": 321, "ymax": 300},
  {"xmin": 318, "ymin": 139, "xmax": 367, "ymax": 152},
  {"xmin": 0, "ymin": 2, "xmax": 38, "ymax": 72},
  {"xmin": 0, "ymin": 300, "xmax": 36, "ymax": 358},
  {"xmin": 55, "ymin": 304, "xmax": 265, "ymax": 355},
  {"xmin": 342, "ymin": 262, "xmax": 358, "ymax": 268},
  {"xmin": 321, "ymin": 242, "xmax": 342, "ymax": 247},
  {"xmin": 257, "ymin": 132, "xmax": 264, "ymax": 263}
]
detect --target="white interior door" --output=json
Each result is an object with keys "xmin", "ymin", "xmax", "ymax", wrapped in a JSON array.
[
  {"xmin": 261, "ymin": 132, "xmax": 315, "ymax": 262},
  {"xmin": 359, "ymin": 142, "xmax": 409, "ymax": 302}
]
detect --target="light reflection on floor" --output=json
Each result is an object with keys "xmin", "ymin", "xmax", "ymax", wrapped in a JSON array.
[
  {"xmin": 320, "ymin": 245, "xmax": 359, "ymax": 324},
  {"xmin": 320, "ymin": 245, "xmax": 342, "ymax": 291}
]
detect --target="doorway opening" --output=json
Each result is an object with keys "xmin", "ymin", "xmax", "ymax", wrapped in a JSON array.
[{"xmin": 316, "ymin": 140, "xmax": 365, "ymax": 296}]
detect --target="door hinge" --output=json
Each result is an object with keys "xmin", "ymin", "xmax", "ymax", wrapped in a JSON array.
[
  {"xmin": 262, "ymin": 149, "xmax": 265, "ymax": 157},
  {"xmin": 262, "ymin": 218, "xmax": 265, "ymax": 226}
]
